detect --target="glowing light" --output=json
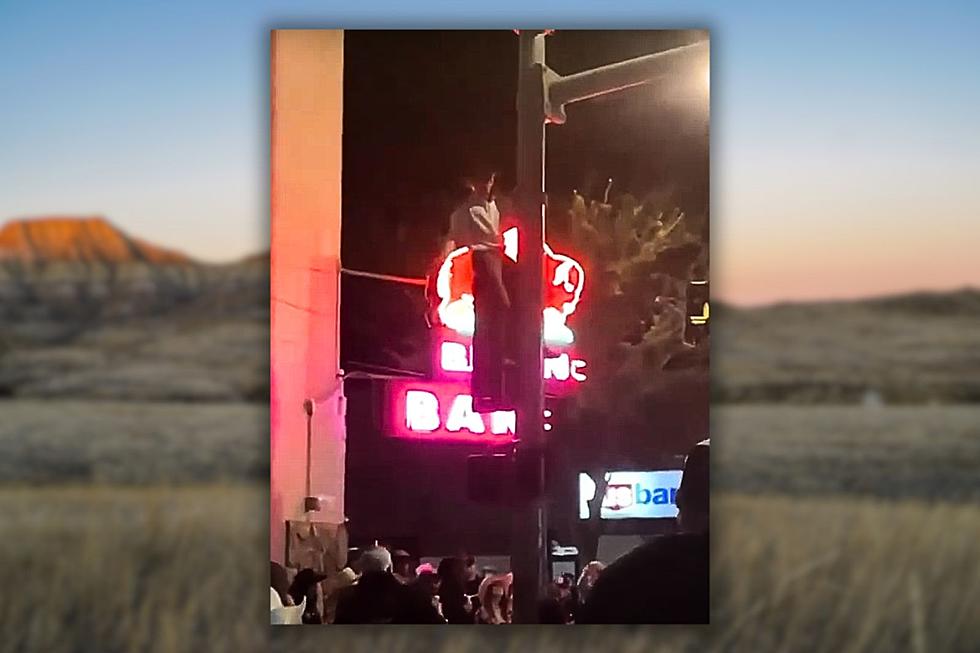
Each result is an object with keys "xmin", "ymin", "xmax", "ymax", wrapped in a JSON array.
[
  {"xmin": 544, "ymin": 423, "xmax": 553, "ymax": 432},
  {"xmin": 439, "ymin": 336, "xmax": 587, "ymax": 386},
  {"xmin": 543, "ymin": 409, "xmax": 552, "ymax": 418},
  {"xmin": 689, "ymin": 301, "xmax": 709, "ymax": 325},
  {"xmin": 445, "ymin": 394, "xmax": 486, "ymax": 434},
  {"xmin": 390, "ymin": 381, "xmax": 516, "ymax": 442},
  {"xmin": 490, "ymin": 410, "xmax": 516, "ymax": 435},
  {"xmin": 544, "ymin": 353, "xmax": 571, "ymax": 381},
  {"xmin": 435, "ymin": 227, "xmax": 585, "ymax": 345},
  {"xmin": 440, "ymin": 341, "xmax": 472, "ymax": 372},
  {"xmin": 503, "ymin": 227, "xmax": 518, "ymax": 262},
  {"xmin": 405, "ymin": 390, "xmax": 440, "ymax": 432}
]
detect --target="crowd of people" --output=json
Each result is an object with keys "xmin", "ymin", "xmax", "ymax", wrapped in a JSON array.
[
  {"xmin": 271, "ymin": 439, "xmax": 709, "ymax": 625},
  {"xmin": 271, "ymin": 549, "xmax": 604, "ymax": 625}
]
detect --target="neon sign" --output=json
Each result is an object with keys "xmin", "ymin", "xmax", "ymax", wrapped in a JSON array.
[
  {"xmin": 389, "ymin": 381, "xmax": 517, "ymax": 442},
  {"xmin": 386, "ymin": 226, "xmax": 589, "ymax": 443},
  {"xmin": 437, "ymin": 337, "xmax": 586, "ymax": 385},
  {"xmin": 435, "ymin": 226, "xmax": 585, "ymax": 345}
]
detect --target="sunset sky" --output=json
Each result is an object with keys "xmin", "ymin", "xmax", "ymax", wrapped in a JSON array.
[{"xmin": 1, "ymin": 1, "xmax": 977, "ymax": 305}]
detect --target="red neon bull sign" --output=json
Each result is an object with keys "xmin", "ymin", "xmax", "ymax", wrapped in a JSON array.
[
  {"xmin": 388, "ymin": 226, "xmax": 588, "ymax": 442},
  {"xmin": 435, "ymin": 226, "xmax": 585, "ymax": 345}
]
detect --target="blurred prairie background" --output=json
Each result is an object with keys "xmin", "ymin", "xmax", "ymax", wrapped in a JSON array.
[{"xmin": 1, "ymin": 217, "xmax": 978, "ymax": 652}]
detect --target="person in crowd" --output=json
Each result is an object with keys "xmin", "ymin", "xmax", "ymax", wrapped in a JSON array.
[
  {"xmin": 475, "ymin": 573, "xmax": 513, "ymax": 624},
  {"xmin": 392, "ymin": 549, "xmax": 415, "ymax": 585},
  {"xmin": 271, "ymin": 561, "xmax": 293, "ymax": 607},
  {"xmin": 555, "ymin": 574, "xmax": 577, "ymax": 623},
  {"xmin": 575, "ymin": 561, "xmax": 605, "ymax": 607},
  {"xmin": 410, "ymin": 563, "xmax": 446, "ymax": 622},
  {"xmin": 346, "ymin": 547, "xmax": 364, "ymax": 575},
  {"xmin": 576, "ymin": 439, "xmax": 710, "ymax": 624},
  {"xmin": 288, "ymin": 568, "xmax": 327, "ymax": 624},
  {"xmin": 322, "ymin": 566, "xmax": 357, "ymax": 625},
  {"xmin": 334, "ymin": 545, "xmax": 443, "ymax": 624},
  {"xmin": 449, "ymin": 168, "xmax": 510, "ymax": 412},
  {"xmin": 538, "ymin": 584, "xmax": 570, "ymax": 624},
  {"xmin": 437, "ymin": 556, "xmax": 473, "ymax": 624},
  {"xmin": 462, "ymin": 555, "xmax": 484, "ymax": 616}
]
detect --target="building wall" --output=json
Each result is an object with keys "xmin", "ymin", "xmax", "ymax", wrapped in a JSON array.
[{"xmin": 270, "ymin": 29, "xmax": 346, "ymax": 564}]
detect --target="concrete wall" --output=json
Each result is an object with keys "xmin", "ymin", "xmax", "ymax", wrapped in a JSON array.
[{"xmin": 270, "ymin": 30, "xmax": 346, "ymax": 564}]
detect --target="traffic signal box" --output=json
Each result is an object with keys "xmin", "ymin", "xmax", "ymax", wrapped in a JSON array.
[
  {"xmin": 684, "ymin": 280, "xmax": 709, "ymax": 347},
  {"xmin": 467, "ymin": 447, "xmax": 548, "ymax": 505}
]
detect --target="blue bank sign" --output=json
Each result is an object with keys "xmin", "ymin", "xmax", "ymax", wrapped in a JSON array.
[{"xmin": 578, "ymin": 470, "xmax": 683, "ymax": 520}]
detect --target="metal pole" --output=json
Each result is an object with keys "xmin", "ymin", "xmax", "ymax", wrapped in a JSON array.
[
  {"xmin": 507, "ymin": 30, "xmax": 708, "ymax": 623},
  {"xmin": 510, "ymin": 29, "xmax": 548, "ymax": 625}
]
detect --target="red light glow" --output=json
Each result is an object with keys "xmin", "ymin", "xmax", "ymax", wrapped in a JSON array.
[{"xmin": 435, "ymin": 227, "xmax": 585, "ymax": 345}]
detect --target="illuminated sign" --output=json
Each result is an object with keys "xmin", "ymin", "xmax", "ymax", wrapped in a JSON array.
[
  {"xmin": 389, "ymin": 380, "xmax": 516, "ymax": 443},
  {"xmin": 387, "ymin": 380, "xmax": 563, "ymax": 442},
  {"xmin": 578, "ymin": 470, "xmax": 683, "ymax": 520},
  {"xmin": 386, "ymin": 226, "xmax": 588, "ymax": 443},
  {"xmin": 435, "ymin": 226, "xmax": 585, "ymax": 345},
  {"xmin": 436, "ymin": 335, "xmax": 586, "ymax": 388}
]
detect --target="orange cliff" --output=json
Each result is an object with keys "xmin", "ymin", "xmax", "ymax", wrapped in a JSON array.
[{"xmin": 0, "ymin": 216, "xmax": 194, "ymax": 265}]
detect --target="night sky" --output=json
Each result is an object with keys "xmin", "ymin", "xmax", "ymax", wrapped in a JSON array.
[{"xmin": 341, "ymin": 29, "xmax": 709, "ymax": 278}]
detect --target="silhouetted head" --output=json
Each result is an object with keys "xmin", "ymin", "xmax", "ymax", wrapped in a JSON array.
[
  {"xmin": 463, "ymin": 165, "xmax": 497, "ymax": 200},
  {"xmin": 271, "ymin": 561, "xmax": 291, "ymax": 606},
  {"xmin": 676, "ymin": 439, "xmax": 710, "ymax": 534},
  {"xmin": 358, "ymin": 545, "xmax": 393, "ymax": 574},
  {"xmin": 437, "ymin": 556, "xmax": 467, "ymax": 589},
  {"xmin": 392, "ymin": 549, "xmax": 413, "ymax": 578},
  {"xmin": 463, "ymin": 555, "xmax": 479, "ymax": 581}
]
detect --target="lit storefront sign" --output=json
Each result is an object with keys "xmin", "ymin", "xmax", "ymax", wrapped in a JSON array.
[{"xmin": 578, "ymin": 470, "xmax": 684, "ymax": 520}]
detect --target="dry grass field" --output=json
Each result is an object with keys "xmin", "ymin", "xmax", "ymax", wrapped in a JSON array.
[
  {"xmin": 712, "ymin": 405, "xmax": 980, "ymax": 501},
  {"xmin": 1, "ymin": 486, "xmax": 977, "ymax": 653},
  {"xmin": 0, "ymin": 402, "xmax": 977, "ymax": 651},
  {"xmin": 2, "ymin": 402, "xmax": 976, "ymax": 500},
  {"xmin": 0, "ymin": 400, "xmax": 267, "ymax": 484}
]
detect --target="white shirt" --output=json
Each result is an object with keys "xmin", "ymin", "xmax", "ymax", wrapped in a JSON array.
[{"xmin": 450, "ymin": 194, "xmax": 500, "ymax": 251}]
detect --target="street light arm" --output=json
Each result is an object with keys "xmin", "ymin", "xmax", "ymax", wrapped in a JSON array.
[{"xmin": 545, "ymin": 40, "xmax": 709, "ymax": 123}]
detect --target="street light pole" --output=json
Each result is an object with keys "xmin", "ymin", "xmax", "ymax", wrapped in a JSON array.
[
  {"xmin": 509, "ymin": 30, "xmax": 709, "ymax": 624},
  {"xmin": 510, "ymin": 29, "xmax": 548, "ymax": 625}
]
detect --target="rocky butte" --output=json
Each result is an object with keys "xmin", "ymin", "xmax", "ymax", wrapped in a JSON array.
[{"xmin": 0, "ymin": 216, "xmax": 267, "ymax": 336}]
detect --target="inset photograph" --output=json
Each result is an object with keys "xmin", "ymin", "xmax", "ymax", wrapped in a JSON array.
[{"xmin": 270, "ymin": 28, "xmax": 709, "ymax": 625}]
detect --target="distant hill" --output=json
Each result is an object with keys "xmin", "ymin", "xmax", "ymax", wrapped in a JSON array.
[
  {"xmin": 0, "ymin": 216, "xmax": 268, "ymax": 401},
  {"xmin": 712, "ymin": 288, "xmax": 980, "ymax": 403},
  {"xmin": 0, "ymin": 216, "xmax": 192, "ymax": 265},
  {"xmin": 0, "ymin": 216, "xmax": 268, "ymax": 343}
]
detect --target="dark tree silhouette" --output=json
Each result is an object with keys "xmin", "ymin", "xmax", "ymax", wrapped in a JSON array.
[{"xmin": 554, "ymin": 188, "xmax": 709, "ymax": 560}]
